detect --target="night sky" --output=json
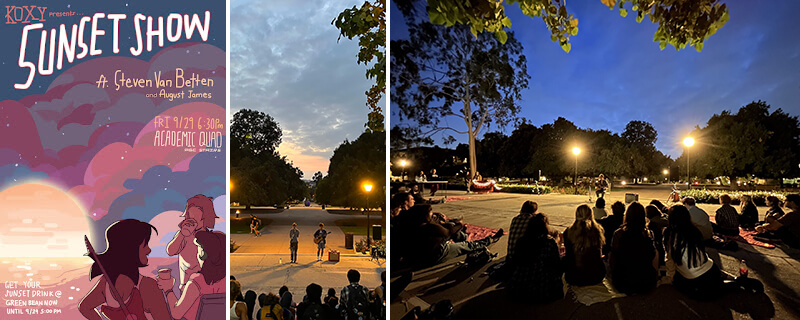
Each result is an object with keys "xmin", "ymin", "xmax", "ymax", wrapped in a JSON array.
[
  {"xmin": 390, "ymin": 1, "xmax": 800, "ymax": 158},
  {"xmin": 0, "ymin": 0, "xmax": 225, "ymax": 100}
]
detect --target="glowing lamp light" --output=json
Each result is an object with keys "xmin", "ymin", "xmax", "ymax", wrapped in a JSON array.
[
  {"xmin": 683, "ymin": 137, "xmax": 695, "ymax": 147},
  {"xmin": 363, "ymin": 184, "xmax": 373, "ymax": 192},
  {"xmin": 400, "ymin": 160, "xmax": 408, "ymax": 167},
  {"xmin": 663, "ymin": 170, "xmax": 669, "ymax": 175},
  {"xmin": 621, "ymin": 181, "xmax": 627, "ymax": 185},
  {"xmin": 643, "ymin": 177, "xmax": 648, "ymax": 181},
  {"xmin": 230, "ymin": 180, "xmax": 233, "ymax": 190},
  {"xmin": 572, "ymin": 147, "xmax": 581, "ymax": 155}
]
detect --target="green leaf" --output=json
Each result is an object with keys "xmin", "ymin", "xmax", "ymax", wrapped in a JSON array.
[
  {"xmin": 561, "ymin": 42, "xmax": 571, "ymax": 53},
  {"xmin": 496, "ymin": 30, "xmax": 508, "ymax": 44},
  {"xmin": 620, "ymin": 8, "xmax": 628, "ymax": 17},
  {"xmin": 632, "ymin": 5, "xmax": 639, "ymax": 11},
  {"xmin": 502, "ymin": 17, "xmax": 512, "ymax": 28},
  {"xmin": 659, "ymin": 41, "xmax": 666, "ymax": 50},
  {"xmin": 570, "ymin": 18, "xmax": 579, "ymax": 28},
  {"xmin": 695, "ymin": 42, "xmax": 704, "ymax": 52},
  {"xmin": 570, "ymin": 26, "xmax": 578, "ymax": 36},
  {"xmin": 550, "ymin": 34, "xmax": 557, "ymax": 42}
]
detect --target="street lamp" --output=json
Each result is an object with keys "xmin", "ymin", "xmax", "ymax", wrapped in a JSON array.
[
  {"xmin": 663, "ymin": 169, "xmax": 669, "ymax": 182},
  {"xmin": 683, "ymin": 137, "xmax": 695, "ymax": 187},
  {"xmin": 363, "ymin": 183, "xmax": 373, "ymax": 241},
  {"xmin": 399, "ymin": 160, "xmax": 408, "ymax": 181},
  {"xmin": 572, "ymin": 147, "xmax": 581, "ymax": 186}
]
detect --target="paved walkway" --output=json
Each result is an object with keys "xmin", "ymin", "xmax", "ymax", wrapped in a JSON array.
[
  {"xmin": 231, "ymin": 206, "xmax": 385, "ymax": 299},
  {"xmin": 392, "ymin": 186, "xmax": 800, "ymax": 319}
]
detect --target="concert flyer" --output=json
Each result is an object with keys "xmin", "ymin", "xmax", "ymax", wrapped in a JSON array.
[{"xmin": 0, "ymin": 0, "xmax": 227, "ymax": 319}]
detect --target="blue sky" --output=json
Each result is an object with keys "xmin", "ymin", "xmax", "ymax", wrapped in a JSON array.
[
  {"xmin": 231, "ymin": 0, "xmax": 378, "ymax": 178},
  {"xmin": 390, "ymin": 1, "xmax": 800, "ymax": 158}
]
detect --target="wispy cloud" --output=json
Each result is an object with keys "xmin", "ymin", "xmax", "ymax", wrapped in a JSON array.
[{"xmin": 231, "ymin": 0, "xmax": 374, "ymax": 177}]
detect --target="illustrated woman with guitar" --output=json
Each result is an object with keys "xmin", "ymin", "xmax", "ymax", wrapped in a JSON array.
[
  {"xmin": 314, "ymin": 223, "xmax": 330, "ymax": 261},
  {"xmin": 79, "ymin": 219, "xmax": 171, "ymax": 320}
]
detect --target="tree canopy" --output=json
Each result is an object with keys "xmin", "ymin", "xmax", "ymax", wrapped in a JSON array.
[
  {"xmin": 332, "ymin": 0, "xmax": 386, "ymax": 132},
  {"xmin": 421, "ymin": 0, "xmax": 729, "ymax": 52},
  {"xmin": 230, "ymin": 109, "xmax": 306, "ymax": 208},
  {"xmin": 316, "ymin": 131, "xmax": 386, "ymax": 209},
  {"xmin": 681, "ymin": 100, "xmax": 800, "ymax": 186},
  {"xmin": 392, "ymin": 4, "xmax": 530, "ymax": 187}
]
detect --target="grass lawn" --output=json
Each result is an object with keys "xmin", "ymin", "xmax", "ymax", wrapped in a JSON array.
[
  {"xmin": 327, "ymin": 209, "xmax": 386, "ymax": 216},
  {"xmin": 230, "ymin": 216, "xmax": 273, "ymax": 234},
  {"xmin": 334, "ymin": 218, "xmax": 386, "ymax": 238}
]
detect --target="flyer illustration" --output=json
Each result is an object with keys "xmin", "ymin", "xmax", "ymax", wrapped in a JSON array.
[{"xmin": 0, "ymin": 1, "xmax": 227, "ymax": 319}]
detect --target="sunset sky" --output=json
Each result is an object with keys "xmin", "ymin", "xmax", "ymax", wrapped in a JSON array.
[{"xmin": 230, "ymin": 0, "xmax": 378, "ymax": 178}]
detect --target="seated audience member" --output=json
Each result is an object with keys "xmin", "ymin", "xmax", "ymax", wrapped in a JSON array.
[
  {"xmin": 756, "ymin": 194, "xmax": 800, "ymax": 248},
  {"xmin": 256, "ymin": 293, "xmax": 283, "ymax": 320},
  {"xmin": 713, "ymin": 194, "xmax": 740, "ymax": 236},
  {"xmin": 564, "ymin": 205, "xmax": 606, "ymax": 286},
  {"xmin": 390, "ymin": 192, "xmax": 414, "ymax": 219},
  {"xmin": 279, "ymin": 286, "xmax": 293, "ymax": 320},
  {"xmin": 509, "ymin": 212, "xmax": 564, "ymax": 303},
  {"xmin": 664, "ymin": 205, "xmax": 737, "ymax": 300},
  {"xmin": 324, "ymin": 288, "xmax": 339, "ymax": 310},
  {"xmin": 297, "ymin": 283, "xmax": 337, "ymax": 320},
  {"xmin": 646, "ymin": 204, "xmax": 668, "ymax": 266},
  {"xmin": 609, "ymin": 202, "xmax": 658, "ymax": 295},
  {"xmin": 231, "ymin": 280, "xmax": 249, "ymax": 320},
  {"xmin": 739, "ymin": 195, "xmax": 759, "ymax": 229},
  {"xmin": 682, "ymin": 197, "xmax": 713, "ymax": 241},
  {"xmin": 593, "ymin": 198, "xmax": 608, "ymax": 220},
  {"xmin": 340, "ymin": 270, "xmax": 371, "ymax": 320},
  {"xmin": 409, "ymin": 204, "xmax": 504, "ymax": 267},
  {"xmin": 508, "ymin": 201, "xmax": 538, "ymax": 266},
  {"xmin": 597, "ymin": 201, "xmax": 625, "ymax": 255},
  {"xmin": 764, "ymin": 196, "xmax": 785, "ymax": 222},
  {"xmin": 649, "ymin": 200, "xmax": 668, "ymax": 214}
]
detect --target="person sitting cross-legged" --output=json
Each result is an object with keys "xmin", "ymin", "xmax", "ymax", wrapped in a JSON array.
[
  {"xmin": 508, "ymin": 212, "xmax": 564, "ymax": 303},
  {"xmin": 608, "ymin": 202, "xmax": 658, "ymax": 295},
  {"xmin": 713, "ymin": 194, "xmax": 740, "ymax": 236}
]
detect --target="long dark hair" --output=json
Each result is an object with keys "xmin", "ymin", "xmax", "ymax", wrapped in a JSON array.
[
  {"xmin": 665, "ymin": 205, "xmax": 707, "ymax": 268},
  {"xmin": 90, "ymin": 219, "xmax": 157, "ymax": 285},
  {"xmin": 195, "ymin": 230, "xmax": 226, "ymax": 285},
  {"xmin": 621, "ymin": 202, "xmax": 649, "ymax": 237},
  {"xmin": 517, "ymin": 213, "xmax": 553, "ymax": 260}
]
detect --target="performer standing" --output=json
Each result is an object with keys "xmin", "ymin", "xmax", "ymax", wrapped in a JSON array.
[
  {"xmin": 595, "ymin": 174, "xmax": 610, "ymax": 199},
  {"xmin": 314, "ymin": 223, "xmax": 330, "ymax": 261},
  {"xmin": 430, "ymin": 168, "xmax": 440, "ymax": 196},
  {"xmin": 289, "ymin": 223, "xmax": 300, "ymax": 263}
]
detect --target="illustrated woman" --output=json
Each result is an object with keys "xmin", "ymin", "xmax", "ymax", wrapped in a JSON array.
[
  {"xmin": 160, "ymin": 230, "xmax": 227, "ymax": 320},
  {"xmin": 78, "ymin": 219, "xmax": 170, "ymax": 320}
]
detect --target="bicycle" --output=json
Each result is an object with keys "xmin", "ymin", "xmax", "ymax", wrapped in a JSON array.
[{"xmin": 665, "ymin": 183, "xmax": 682, "ymax": 206}]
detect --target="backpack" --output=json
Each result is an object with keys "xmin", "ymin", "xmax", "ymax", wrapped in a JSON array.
[
  {"xmin": 260, "ymin": 304, "xmax": 280, "ymax": 320},
  {"xmin": 463, "ymin": 247, "xmax": 497, "ymax": 267},
  {"xmin": 345, "ymin": 284, "xmax": 370, "ymax": 320},
  {"xmin": 301, "ymin": 303, "xmax": 326, "ymax": 320}
]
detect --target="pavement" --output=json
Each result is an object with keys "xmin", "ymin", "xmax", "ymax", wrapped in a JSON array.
[
  {"xmin": 230, "ymin": 206, "xmax": 386, "ymax": 300},
  {"xmin": 391, "ymin": 185, "xmax": 800, "ymax": 320}
]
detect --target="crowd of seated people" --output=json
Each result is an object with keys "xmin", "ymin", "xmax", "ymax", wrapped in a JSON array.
[
  {"xmin": 501, "ymin": 194, "xmax": 799, "ymax": 303},
  {"xmin": 391, "ymin": 187, "xmax": 506, "ymax": 270},
  {"xmin": 230, "ymin": 269, "xmax": 386, "ymax": 320}
]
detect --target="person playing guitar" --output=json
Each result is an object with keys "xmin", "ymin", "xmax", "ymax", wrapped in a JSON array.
[
  {"xmin": 314, "ymin": 223, "xmax": 331, "ymax": 261},
  {"xmin": 595, "ymin": 174, "xmax": 609, "ymax": 199}
]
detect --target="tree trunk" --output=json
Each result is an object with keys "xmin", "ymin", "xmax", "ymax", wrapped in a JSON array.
[
  {"xmin": 464, "ymin": 99, "xmax": 476, "ymax": 193},
  {"xmin": 729, "ymin": 174, "xmax": 737, "ymax": 190}
]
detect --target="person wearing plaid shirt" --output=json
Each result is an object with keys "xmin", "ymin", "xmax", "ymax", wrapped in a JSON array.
[
  {"xmin": 714, "ymin": 194, "xmax": 739, "ymax": 236},
  {"xmin": 339, "ymin": 269, "xmax": 371, "ymax": 320},
  {"xmin": 507, "ymin": 201, "xmax": 538, "ymax": 265}
]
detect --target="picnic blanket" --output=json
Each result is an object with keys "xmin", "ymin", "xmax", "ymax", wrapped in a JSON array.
[
  {"xmin": 708, "ymin": 216, "xmax": 775, "ymax": 248},
  {"xmin": 463, "ymin": 223, "xmax": 504, "ymax": 242}
]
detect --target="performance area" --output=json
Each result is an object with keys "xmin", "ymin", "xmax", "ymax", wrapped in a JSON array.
[
  {"xmin": 230, "ymin": 205, "xmax": 386, "ymax": 316},
  {"xmin": 391, "ymin": 184, "xmax": 800, "ymax": 320}
]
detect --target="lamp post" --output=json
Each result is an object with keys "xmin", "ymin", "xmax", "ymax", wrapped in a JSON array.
[
  {"xmin": 399, "ymin": 160, "xmax": 408, "ymax": 181},
  {"xmin": 663, "ymin": 169, "xmax": 669, "ymax": 183},
  {"xmin": 363, "ymin": 183, "xmax": 373, "ymax": 241},
  {"xmin": 683, "ymin": 137, "xmax": 694, "ymax": 188},
  {"xmin": 572, "ymin": 147, "xmax": 581, "ymax": 186}
]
